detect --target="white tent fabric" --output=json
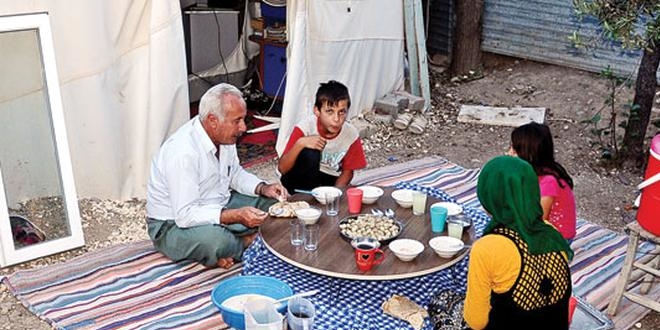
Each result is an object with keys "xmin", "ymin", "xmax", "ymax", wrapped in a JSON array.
[
  {"xmin": 0, "ymin": 0, "xmax": 189, "ymax": 199},
  {"xmin": 276, "ymin": 0, "xmax": 405, "ymax": 155}
]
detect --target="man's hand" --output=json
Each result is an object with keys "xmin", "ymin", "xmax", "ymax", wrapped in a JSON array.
[
  {"xmin": 261, "ymin": 183, "xmax": 290, "ymax": 202},
  {"xmin": 221, "ymin": 207, "xmax": 268, "ymax": 228},
  {"xmin": 239, "ymin": 207, "xmax": 268, "ymax": 227},
  {"xmin": 297, "ymin": 135, "xmax": 326, "ymax": 151}
]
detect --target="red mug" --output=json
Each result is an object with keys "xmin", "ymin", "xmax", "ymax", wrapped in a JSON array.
[{"xmin": 351, "ymin": 237, "xmax": 385, "ymax": 272}]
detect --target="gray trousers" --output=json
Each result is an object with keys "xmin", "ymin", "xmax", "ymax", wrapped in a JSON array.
[{"xmin": 147, "ymin": 192, "xmax": 276, "ymax": 267}]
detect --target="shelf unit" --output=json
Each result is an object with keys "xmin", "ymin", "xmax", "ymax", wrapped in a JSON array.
[{"xmin": 251, "ymin": 1, "xmax": 286, "ymax": 98}]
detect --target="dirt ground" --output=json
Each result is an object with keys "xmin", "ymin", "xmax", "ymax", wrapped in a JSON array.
[{"xmin": 1, "ymin": 53, "xmax": 659, "ymax": 329}]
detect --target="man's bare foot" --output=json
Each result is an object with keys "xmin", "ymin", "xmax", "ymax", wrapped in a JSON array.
[
  {"xmin": 217, "ymin": 257, "xmax": 235, "ymax": 269},
  {"xmin": 242, "ymin": 232, "xmax": 259, "ymax": 248}
]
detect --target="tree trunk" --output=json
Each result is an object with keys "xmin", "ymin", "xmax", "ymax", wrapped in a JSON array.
[
  {"xmin": 450, "ymin": 0, "xmax": 483, "ymax": 76},
  {"xmin": 620, "ymin": 44, "xmax": 660, "ymax": 166}
]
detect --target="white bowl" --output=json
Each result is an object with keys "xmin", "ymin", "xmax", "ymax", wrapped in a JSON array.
[
  {"xmin": 430, "ymin": 202, "xmax": 463, "ymax": 216},
  {"xmin": 311, "ymin": 186, "xmax": 343, "ymax": 205},
  {"xmin": 429, "ymin": 236, "xmax": 465, "ymax": 258},
  {"xmin": 357, "ymin": 185, "xmax": 384, "ymax": 204},
  {"xmin": 294, "ymin": 206, "xmax": 322, "ymax": 225},
  {"xmin": 389, "ymin": 239, "xmax": 424, "ymax": 262},
  {"xmin": 391, "ymin": 189, "xmax": 414, "ymax": 208}
]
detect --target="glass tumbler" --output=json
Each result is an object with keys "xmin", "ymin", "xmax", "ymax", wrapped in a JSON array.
[
  {"xmin": 304, "ymin": 224, "xmax": 319, "ymax": 251},
  {"xmin": 290, "ymin": 219, "xmax": 303, "ymax": 246},
  {"xmin": 412, "ymin": 191, "xmax": 427, "ymax": 215},
  {"xmin": 326, "ymin": 191, "xmax": 339, "ymax": 216}
]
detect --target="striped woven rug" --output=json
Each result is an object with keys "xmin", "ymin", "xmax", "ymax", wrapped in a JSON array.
[
  {"xmin": 1, "ymin": 156, "xmax": 654, "ymax": 329},
  {"xmin": 3, "ymin": 241, "xmax": 239, "ymax": 329},
  {"xmin": 570, "ymin": 220, "xmax": 658, "ymax": 329}
]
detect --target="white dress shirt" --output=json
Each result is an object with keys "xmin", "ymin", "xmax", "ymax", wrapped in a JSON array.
[{"xmin": 146, "ymin": 116, "xmax": 263, "ymax": 228}]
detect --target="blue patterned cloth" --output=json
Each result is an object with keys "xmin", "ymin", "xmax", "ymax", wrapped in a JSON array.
[{"xmin": 243, "ymin": 184, "xmax": 491, "ymax": 330}]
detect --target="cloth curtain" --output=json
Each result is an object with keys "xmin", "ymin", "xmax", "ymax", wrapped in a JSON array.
[
  {"xmin": 0, "ymin": 0, "xmax": 189, "ymax": 199},
  {"xmin": 276, "ymin": 0, "xmax": 405, "ymax": 155}
]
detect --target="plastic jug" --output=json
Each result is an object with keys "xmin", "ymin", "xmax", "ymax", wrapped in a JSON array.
[
  {"xmin": 244, "ymin": 298, "xmax": 284, "ymax": 330},
  {"xmin": 638, "ymin": 134, "xmax": 660, "ymax": 235}
]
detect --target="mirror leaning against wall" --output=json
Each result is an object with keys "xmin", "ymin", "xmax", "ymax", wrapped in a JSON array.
[{"xmin": 0, "ymin": 12, "xmax": 84, "ymax": 267}]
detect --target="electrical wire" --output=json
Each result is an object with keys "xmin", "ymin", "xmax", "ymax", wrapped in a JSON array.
[
  {"xmin": 190, "ymin": 72, "xmax": 216, "ymax": 87},
  {"xmin": 425, "ymin": 0, "xmax": 430, "ymax": 40},
  {"xmin": 262, "ymin": 0, "xmax": 285, "ymax": 7},
  {"xmin": 254, "ymin": 64, "xmax": 264, "ymax": 93},
  {"xmin": 213, "ymin": 9, "xmax": 231, "ymax": 83},
  {"xmin": 262, "ymin": 70, "xmax": 287, "ymax": 116}
]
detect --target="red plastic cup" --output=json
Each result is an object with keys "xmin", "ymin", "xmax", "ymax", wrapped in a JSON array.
[
  {"xmin": 347, "ymin": 188, "xmax": 363, "ymax": 214},
  {"xmin": 568, "ymin": 296, "xmax": 577, "ymax": 324}
]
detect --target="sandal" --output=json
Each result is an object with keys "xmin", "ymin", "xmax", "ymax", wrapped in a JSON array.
[
  {"xmin": 408, "ymin": 114, "xmax": 428, "ymax": 134},
  {"xmin": 10, "ymin": 215, "xmax": 46, "ymax": 246},
  {"xmin": 393, "ymin": 112, "xmax": 413, "ymax": 130},
  {"xmin": 428, "ymin": 290, "xmax": 469, "ymax": 330}
]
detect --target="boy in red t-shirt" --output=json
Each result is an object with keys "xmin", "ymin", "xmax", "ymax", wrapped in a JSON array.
[{"xmin": 278, "ymin": 80, "xmax": 367, "ymax": 192}]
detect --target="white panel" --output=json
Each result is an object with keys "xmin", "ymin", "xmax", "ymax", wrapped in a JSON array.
[{"xmin": 0, "ymin": 13, "xmax": 84, "ymax": 267}]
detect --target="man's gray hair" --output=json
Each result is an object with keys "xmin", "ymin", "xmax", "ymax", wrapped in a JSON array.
[{"xmin": 198, "ymin": 83, "xmax": 244, "ymax": 120}]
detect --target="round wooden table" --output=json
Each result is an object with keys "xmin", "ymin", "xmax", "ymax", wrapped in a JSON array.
[{"xmin": 259, "ymin": 187, "xmax": 475, "ymax": 280}]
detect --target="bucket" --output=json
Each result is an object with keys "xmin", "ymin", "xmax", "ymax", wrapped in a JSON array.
[{"xmin": 638, "ymin": 134, "xmax": 660, "ymax": 235}]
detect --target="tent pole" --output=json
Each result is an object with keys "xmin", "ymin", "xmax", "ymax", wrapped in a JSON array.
[
  {"xmin": 404, "ymin": 0, "xmax": 420, "ymax": 97},
  {"xmin": 413, "ymin": 0, "xmax": 431, "ymax": 112}
]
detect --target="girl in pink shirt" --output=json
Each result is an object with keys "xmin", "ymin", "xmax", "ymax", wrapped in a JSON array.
[{"xmin": 508, "ymin": 122, "xmax": 576, "ymax": 241}]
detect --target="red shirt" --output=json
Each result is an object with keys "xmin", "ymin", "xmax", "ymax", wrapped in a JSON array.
[{"xmin": 283, "ymin": 120, "xmax": 367, "ymax": 175}]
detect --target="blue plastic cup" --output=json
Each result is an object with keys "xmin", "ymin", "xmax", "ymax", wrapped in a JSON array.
[{"xmin": 430, "ymin": 206, "xmax": 448, "ymax": 233}]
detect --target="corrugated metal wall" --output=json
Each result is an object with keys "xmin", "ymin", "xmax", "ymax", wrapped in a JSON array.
[
  {"xmin": 482, "ymin": 0, "xmax": 642, "ymax": 78},
  {"xmin": 426, "ymin": 0, "xmax": 453, "ymax": 56},
  {"xmin": 426, "ymin": 0, "xmax": 645, "ymax": 79}
]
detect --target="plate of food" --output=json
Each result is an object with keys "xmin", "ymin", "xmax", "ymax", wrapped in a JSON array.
[
  {"xmin": 268, "ymin": 201, "xmax": 310, "ymax": 218},
  {"xmin": 338, "ymin": 213, "xmax": 403, "ymax": 244}
]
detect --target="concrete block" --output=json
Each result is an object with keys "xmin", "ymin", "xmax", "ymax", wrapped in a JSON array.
[
  {"xmin": 374, "ymin": 93, "xmax": 408, "ymax": 116},
  {"xmin": 394, "ymin": 90, "xmax": 425, "ymax": 111},
  {"xmin": 373, "ymin": 107, "xmax": 394, "ymax": 116}
]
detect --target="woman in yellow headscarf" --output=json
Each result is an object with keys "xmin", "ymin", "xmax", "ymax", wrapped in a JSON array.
[{"xmin": 464, "ymin": 156, "xmax": 573, "ymax": 329}]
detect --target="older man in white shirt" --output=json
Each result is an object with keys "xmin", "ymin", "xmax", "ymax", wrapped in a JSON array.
[{"xmin": 146, "ymin": 83, "xmax": 288, "ymax": 269}]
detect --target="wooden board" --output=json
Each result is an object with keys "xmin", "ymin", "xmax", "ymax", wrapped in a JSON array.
[{"xmin": 457, "ymin": 105, "xmax": 546, "ymax": 127}]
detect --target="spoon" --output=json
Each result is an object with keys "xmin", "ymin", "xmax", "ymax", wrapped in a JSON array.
[
  {"xmin": 294, "ymin": 189, "xmax": 319, "ymax": 196},
  {"xmin": 371, "ymin": 209, "xmax": 395, "ymax": 219},
  {"xmin": 371, "ymin": 209, "xmax": 384, "ymax": 216},
  {"xmin": 448, "ymin": 243, "xmax": 472, "ymax": 250},
  {"xmin": 274, "ymin": 290, "xmax": 319, "ymax": 304}
]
